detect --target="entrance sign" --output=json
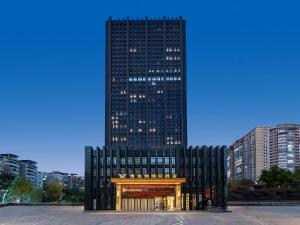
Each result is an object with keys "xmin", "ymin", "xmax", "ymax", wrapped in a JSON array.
[{"xmin": 118, "ymin": 173, "xmax": 178, "ymax": 179}]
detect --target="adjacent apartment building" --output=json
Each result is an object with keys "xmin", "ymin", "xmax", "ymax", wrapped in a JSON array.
[
  {"xmin": 0, "ymin": 154, "xmax": 40, "ymax": 188},
  {"xmin": 43, "ymin": 171, "xmax": 84, "ymax": 191},
  {"xmin": 228, "ymin": 124, "xmax": 300, "ymax": 182}
]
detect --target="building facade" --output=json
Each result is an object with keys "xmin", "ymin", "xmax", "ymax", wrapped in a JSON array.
[
  {"xmin": 105, "ymin": 17, "xmax": 187, "ymax": 147},
  {"xmin": 228, "ymin": 124, "xmax": 300, "ymax": 182},
  {"xmin": 0, "ymin": 154, "xmax": 41, "ymax": 188},
  {"xmin": 227, "ymin": 128, "xmax": 269, "ymax": 182},
  {"xmin": 44, "ymin": 171, "xmax": 84, "ymax": 191},
  {"xmin": 36, "ymin": 171, "xmax": 44, "ymax": 190},
  {"xmin": 84, "ymin": 17, "xmax": 227, "ymax": 212},
  {"xmin": 20, "ymin": 160, "xmax": 38, "ymax": 187},
  {"xmin": 85, "ymin": 146, "xmax": 227, "ymax": 211},
  {"xmin": 269, "ymin": 124, "xmax": 300, "ymax": 171},
  {"xmin": 0, "ymin": 154, "xmax": 20, "ymax": 177}
]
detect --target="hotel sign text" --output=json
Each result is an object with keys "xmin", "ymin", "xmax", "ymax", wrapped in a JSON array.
[{"xmin": 118, "ymin": 174, "xmax": 177, "ymax": 179}]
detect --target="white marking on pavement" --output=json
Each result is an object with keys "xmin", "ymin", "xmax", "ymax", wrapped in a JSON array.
[
  {"xmin": 241, "ymin": 215, "xmax": 267, "ymax": 225},
  {"xmin": 0, "ymin": 216, "xmax": 41, "ymax": 225},
  {"xmin": 174, "ymin": 216, "xmax": 184, "ymax": 225},
  {"xmin": 178, "ymin": 216, "xmax": 184, "ymax": 222},
  {"xmin": 31, "ymin": 216, "xmax": 55, "ymax": 225},
  {"xmin": 0, "ymin": 217, "xmax": 17, "ymax": 225}
]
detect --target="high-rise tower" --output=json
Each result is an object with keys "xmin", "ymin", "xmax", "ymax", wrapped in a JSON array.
[{"xmin": 105, "ymin": 17, "xmax": 187, "ymax": 147}]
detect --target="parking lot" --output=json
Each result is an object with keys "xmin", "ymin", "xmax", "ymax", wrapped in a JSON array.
[{"xmin": 0, "ymin": 205, "xmax": 300, "ymax": 225}]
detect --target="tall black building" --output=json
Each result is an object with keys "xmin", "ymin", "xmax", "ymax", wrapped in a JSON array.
[
  {"xmin": 105, "ymin": 17, "xmax": 187, "ymax": 147},
  {"xmin": 85, "ymin": 17, "xmax": 227, "ymax": 212}
]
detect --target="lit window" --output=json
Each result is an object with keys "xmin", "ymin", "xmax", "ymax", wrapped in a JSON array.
[
  {"xmin": 150, "ymin": 157, "xmax": 155, "ymax": 164},
  {"xmin": 157, "ymin": 157, "xmax": 163, "ymax": 164},
  {"xmin": 165, "ymin": 168, "xmax": 170, "ymax": 174}
]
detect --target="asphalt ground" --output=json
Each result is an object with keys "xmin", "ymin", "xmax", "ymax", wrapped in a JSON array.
[{"xmin": 0, "ymin": 206, "xmax": 300, "ymax": 225}]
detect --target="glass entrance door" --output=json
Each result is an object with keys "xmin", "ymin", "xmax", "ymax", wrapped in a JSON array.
[{"xmin": 166, "ymin": 196, "xmax": 175, "ymax": 211}]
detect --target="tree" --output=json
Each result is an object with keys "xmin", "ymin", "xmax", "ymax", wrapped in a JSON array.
[
  {"xmin": 31, "ymin": 189, "xmax": 43, "ymax": 202},
  {"xmin": 228, "ymin": 180, "xmax": 253, "ymax": 193},
  {"xmin": 45, "ymin": 182, "xmax": 64, "ymax": 202},
  {"xmin": 63, "ymin": 188, "xmax": 84, "ymax": 202},
  {"xmin": 10, "ymin": 177, "xmax": 34, "ymax": 203},
  {"xmin": 260, "ymin": 166, "xmax": 294, "ymax": 200},
  {"xmin": 292, "ymin": 167, "xmax": 300, "ymax": 190},
  {"xmin": 0, "ymin": 171, "xmax": 16, "ymax": 190}
]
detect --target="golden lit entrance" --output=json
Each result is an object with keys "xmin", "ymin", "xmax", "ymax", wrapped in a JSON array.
[{"xmin": 111, "ymin": 178, "xmax": 186, "ymax": 211}]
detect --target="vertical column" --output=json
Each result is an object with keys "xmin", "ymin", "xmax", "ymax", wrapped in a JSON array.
[
  {"xmin": 84, "ymin": 147, "xmax": 93, "ymax": 210},
  {"xmin": 175, "ymin": 184, "xmax": 181, "ymax": 211},
  {"xmin": 116, "ymin": 184, "xmax": 122, "ymax": 211}
]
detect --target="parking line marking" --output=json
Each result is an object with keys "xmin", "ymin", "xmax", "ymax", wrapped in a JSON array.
[
  {"xmin": 241, "ymin": 215, "xmax": 267, "ymax": 225},
  {"xmin": 31, "ymin": 216, "xmax": 55, "ymax": 225},
  {"xmin": 0, "ymin": 216, "xmax": 45, "ymax": 225}
]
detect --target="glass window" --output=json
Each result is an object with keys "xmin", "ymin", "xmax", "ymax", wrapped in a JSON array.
[
  {"xmin": 171, "ymin": 168, "xmax": 176, "ymax": 174},
  {"xmin": 142, "ymin": 157, "xmax": 147, "ymax": 165},
  {"xmin": 157, "ymin": 157, "xmax": 163, "ymax": 165},
  {"xmin": 165, "ymin": 157, "xmax": 169, "ymax": 165},
  {"xmin": 171, "ymin": 157, "xmax": 176, "ymax": 165},
  {"xmin": 135, "ymin": 157, "xmax": 140, "ymax": 164},
  {"xmin": 128, "ymin": 157, "xmax": 133, "ymax": 165},
  {"xmin": 150, "ymin": 157, "xmax": 156, "ymax": 164},
  {"xmin": 165, "ymin": 168, "xmax": 170, "ymax": 174},
  {"xmin": 142, "ymin": 168, "xmax": 147, "ymax": 174},
  {"xmin": 121, "ymin": 158, "xmax": 126, "ymax": 165}
]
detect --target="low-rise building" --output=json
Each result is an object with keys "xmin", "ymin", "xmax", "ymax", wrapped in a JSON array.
[{"xmin": 45, "ymin": 171, "xmax": 84, "ymax": 191}]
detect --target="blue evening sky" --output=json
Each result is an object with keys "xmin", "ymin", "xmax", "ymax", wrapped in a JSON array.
[{"xmin": 1, "ymin": 0, "xmax": 299, "ymax": 175}]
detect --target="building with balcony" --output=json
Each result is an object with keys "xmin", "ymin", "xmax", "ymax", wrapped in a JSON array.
[
  {"xmin": 0, "ymin": 154, "xmax": 20, "ymax": 177},
  {"xmin": 20, "ymin": 160, "xmax": 38, "ymax": 187}
]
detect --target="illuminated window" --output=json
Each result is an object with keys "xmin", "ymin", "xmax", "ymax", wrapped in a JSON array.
[
  {"xmin": 150, "ymin": 157, "xmax": 155, "ymax": 164},
  {"xmin": 129, "ymin": 48, "xmax": 137, "ymax": 53}
]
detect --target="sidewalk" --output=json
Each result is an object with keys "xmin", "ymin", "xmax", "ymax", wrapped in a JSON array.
[{"xmin": 228, "ymin": 201, "xmax": 300, "ymax": 206}]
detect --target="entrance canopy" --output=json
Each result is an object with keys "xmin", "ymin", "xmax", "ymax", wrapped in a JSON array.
[{"xmin": 111, "ymin": 178, "xmax": 186, "ymax": 211}]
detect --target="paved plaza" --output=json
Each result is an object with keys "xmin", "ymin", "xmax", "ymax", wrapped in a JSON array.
[{"xmin": 0, "ymin": 206, "xmax": 300, "ymax": 225}]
